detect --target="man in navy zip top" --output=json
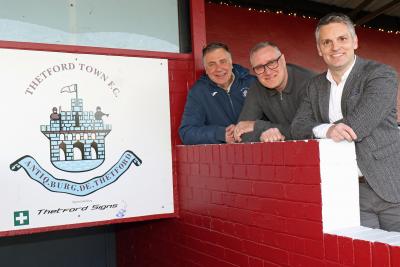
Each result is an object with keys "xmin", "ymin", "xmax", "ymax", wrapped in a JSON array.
[{"xmin": 179, "ymin": 42, "xmax": 256, "ymax": 145}]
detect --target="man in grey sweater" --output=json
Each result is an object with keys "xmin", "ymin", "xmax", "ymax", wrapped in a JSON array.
[{"xmin": 234, "ymin": 41, "xmax": 315, "ymax": 142}]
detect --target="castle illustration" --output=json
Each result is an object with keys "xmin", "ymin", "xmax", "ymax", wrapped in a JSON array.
[{"xmin": 40, "ymin": 84, "xmax": 111, "ymax": 172}]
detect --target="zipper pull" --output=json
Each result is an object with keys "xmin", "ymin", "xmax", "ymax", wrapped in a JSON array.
[{"xmin": 280, "ymin": 92, "xmax": 283, "ymax": 101}]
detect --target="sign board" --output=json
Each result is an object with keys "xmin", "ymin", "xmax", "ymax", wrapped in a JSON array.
[{"xmin": 0, "ymin": 48, "xmax": 174, "ymax": 235}]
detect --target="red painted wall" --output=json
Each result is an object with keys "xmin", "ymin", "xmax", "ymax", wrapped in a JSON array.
[
  {"xmin": 117, "ymin": 142, "xmax": 400, "ymax": 267},
  {"xmin": 117, "ymin": 141, "xmax": 324, "ymax": 267},
  {"xmin": 205, "ymin": 2, "xmax": 400, "ymax": 73},
  {"xmin": 168, "ymin": 57, "xmax": 195, "ymax": 146}
]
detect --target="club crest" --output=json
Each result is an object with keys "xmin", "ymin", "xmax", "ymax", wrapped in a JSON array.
[
  {"xmin": 10, "ymin": 82, "xmax": 142, "ymax": 196},
  {"xmin": 41, "ymin": 84, "xmax": 111, "ymax": 172}
]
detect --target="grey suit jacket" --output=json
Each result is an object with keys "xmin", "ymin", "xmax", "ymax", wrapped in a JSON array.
[{"xmin": 291, "ymin": 56, "xmax": 400, "ymax": 203}]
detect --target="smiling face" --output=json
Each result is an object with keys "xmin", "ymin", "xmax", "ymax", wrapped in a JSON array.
[
  {"xmin": 317, "ymin": 22, "xmax": 358, "ymax": 75},
  {"xmin": 250, "ymin": 46, "xmax": 288, "ymax": 91},
  {"xmin": 203, "ymin": 48, "xmax": 233, "ymax": 90}
]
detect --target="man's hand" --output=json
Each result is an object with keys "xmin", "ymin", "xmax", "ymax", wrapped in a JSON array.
[
  {"xmin": 326, "ymin": 123, "xmax": 357, "ymax": 142},
  {"xmin": 234, "ymin": 121, "xmax": 255, "ymax": 142},
  {"xmin": 225, "ymin": 124, "xmax": 235, "ymax": 143},
  {"xmin": 260, "ymin": 128, "xmax": 285, "ymax": 142}
]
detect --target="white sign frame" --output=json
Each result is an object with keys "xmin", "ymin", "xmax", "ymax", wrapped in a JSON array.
[{"xmin": 0, "ymin": 48, "xmax": 175, "ymax": 236}]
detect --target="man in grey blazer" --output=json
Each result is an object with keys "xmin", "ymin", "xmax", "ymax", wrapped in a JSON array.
[{"xmin": 291, "ymin": 13, "xmax": 400, "ymax": 231}]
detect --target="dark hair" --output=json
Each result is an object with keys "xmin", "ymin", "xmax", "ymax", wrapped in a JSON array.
[
  {"xmin": 315, "ymin": 13, "xmax": 356, "ymax": 41},
  {"xmin": 249, "ymin": 41, "xmax": 281, "ymax": 59},
  {"xmin": 202, "ymin": 42, "xmax": 231, "ymax": 58}
]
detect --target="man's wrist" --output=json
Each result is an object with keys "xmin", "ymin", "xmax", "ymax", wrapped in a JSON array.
[{"xmin": 312, "ymin": 123, "xmax": 333, "ymax": 138}]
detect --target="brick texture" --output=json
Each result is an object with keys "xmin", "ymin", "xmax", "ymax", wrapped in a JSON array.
[
  {"xmin": 117, "ymin": 140, "xmax": 329, "ymax": 267},
  {"xmin": 117, "ymin": 140, "xmax": 400, "ymax": 267}
]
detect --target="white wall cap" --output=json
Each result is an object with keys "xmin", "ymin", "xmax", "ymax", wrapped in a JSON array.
[{"xmin": 328, "ymin": 226, "xmax": 370, "ymax": 236}]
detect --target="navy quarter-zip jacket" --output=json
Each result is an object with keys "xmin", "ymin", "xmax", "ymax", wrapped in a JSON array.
[{"xmin": 179, "ymin": 64, "xmax": 256, "ymax": 144}]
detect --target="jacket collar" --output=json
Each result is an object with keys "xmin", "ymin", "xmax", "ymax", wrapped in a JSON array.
[
  {"xmin": 341, "ymin": 56, "xmax": 364, "ymax": 117},
  {"xmin": 319, "ymin": 56, "xmax": 364, "ymax": 119},
  {"xmin": 200, "ymin": 64, "xmax": 250, "ymax": 92},
  {"xmin": 259, "ymin": 64, "xmax": 293, "ymax": 96}
]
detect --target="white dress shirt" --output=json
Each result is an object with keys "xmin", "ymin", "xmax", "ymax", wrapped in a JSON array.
[{"xmin": 313, "ymin": 56, "xmax": 357, "ymax": 138}]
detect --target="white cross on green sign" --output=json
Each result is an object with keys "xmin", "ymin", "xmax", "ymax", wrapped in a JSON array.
[{"xmin": 14, "ymin": 210, "xmax": 29, "ymax": 226}]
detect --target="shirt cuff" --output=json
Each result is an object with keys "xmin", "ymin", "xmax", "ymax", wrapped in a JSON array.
[{"xmin": 312, "ymin": 123, "xmax": 333, "ymax": 138}]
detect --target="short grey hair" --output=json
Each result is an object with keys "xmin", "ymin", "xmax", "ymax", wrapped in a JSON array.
[
  {"xmin": 315, "ymin": 13, "xmax": 356, "ymax": 41},
  {"xmin": 249, "ymin": 41, "xmax": 281, "ymax": 64}
]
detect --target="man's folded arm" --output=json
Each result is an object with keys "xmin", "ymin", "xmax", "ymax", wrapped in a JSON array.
[
  {"xmin": 179, "ymin": 92, "xmax": 226, "ymax": 145},
  {"xmin": 179, "ymin": 124, "xmax": 226, "ymax": 144},
  {"xmin": 342, "ymin": 66, "xmax": 398, "ymax": 141}
]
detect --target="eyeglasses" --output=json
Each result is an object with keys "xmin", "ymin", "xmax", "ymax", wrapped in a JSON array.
[{"xmin": 252, "ymin": 54, "xmax": 282, "ymax": 75}]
